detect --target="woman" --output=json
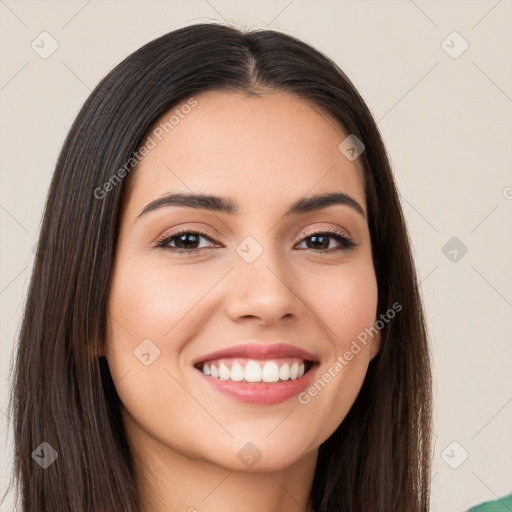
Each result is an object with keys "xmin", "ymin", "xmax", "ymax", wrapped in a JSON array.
[{"xmin": 5, "ymin": 22, "xmax": 433, "ymax": 512}]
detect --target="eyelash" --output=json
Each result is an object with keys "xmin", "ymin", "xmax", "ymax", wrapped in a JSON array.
[{"xmin": 155, "ymin": 226, "xmax": 356, "ymax": 256}]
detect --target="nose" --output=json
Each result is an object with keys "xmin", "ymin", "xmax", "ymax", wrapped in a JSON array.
[{"xmin": 224, "ymin": 245, "xmax": 301, "ymax": 326}]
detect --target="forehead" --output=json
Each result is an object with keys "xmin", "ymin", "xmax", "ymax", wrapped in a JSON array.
[{"xmin": 123, "ymin": 90, "xmax": 366, "ymax": 217}]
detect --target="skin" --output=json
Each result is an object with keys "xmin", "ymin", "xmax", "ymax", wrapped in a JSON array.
[{"xmin": 105, "ymin": 89, "xmax": 381, "ymax": 512}]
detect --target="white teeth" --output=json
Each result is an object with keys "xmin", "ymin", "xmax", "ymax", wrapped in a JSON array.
[
  {"xmin": 279, "ymin": 363, "xmax": 290, "ymax": 381},
  {"xmin": 200, "ymin": 359, "xmax": 310, "ymax": 382},
  {"xmin": 245, "ymin": 361, "xmax": 262, "ymax": 382},
  {"xmin": 218, "ymin": 363, "xmax": 230, "ymax": 380},
  {"xmin": 262, "ymin": 361, "xmax": 280, "ymax": 383},
  {"xmin": 230, "ymin": 362, "xmax": 245, "ymax": 381}
]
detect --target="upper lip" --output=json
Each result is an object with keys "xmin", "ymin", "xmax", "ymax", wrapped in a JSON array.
[{"xmin": 193, "ymin": 342, "xmax": 319, "ymax": 365}]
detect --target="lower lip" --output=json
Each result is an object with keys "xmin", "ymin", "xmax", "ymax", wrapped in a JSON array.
[{"xmin": 197, "ymin": 364, "xmax": 318, "ymax": 405}]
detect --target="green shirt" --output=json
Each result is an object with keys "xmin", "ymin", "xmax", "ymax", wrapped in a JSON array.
[{"xmin": 466, "ymin": 492, "xmax": 512, "ymax": 511}]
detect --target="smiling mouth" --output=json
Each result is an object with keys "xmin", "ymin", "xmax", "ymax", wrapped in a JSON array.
[{"xmin": 194, "ymin": 357, "xmax": 316, "ymax": 383}]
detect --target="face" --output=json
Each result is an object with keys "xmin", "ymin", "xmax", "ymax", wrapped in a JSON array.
[{"xmin": 105, "ymin": 90, "xmax": 380, "ymax": 473}]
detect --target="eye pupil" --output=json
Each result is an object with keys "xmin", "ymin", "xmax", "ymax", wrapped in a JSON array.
[
  {"xmin": 307, "ymin": 234, "xmax": 329, "ymax": 250},
  {"xmin": 175, "ymin": 233, "xmax": 200, "ymax": 249}
]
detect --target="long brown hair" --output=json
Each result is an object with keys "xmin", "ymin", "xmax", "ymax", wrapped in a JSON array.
[{"xmin": 4, "ymin": 22, "xmax": 432, "ymax": 512}]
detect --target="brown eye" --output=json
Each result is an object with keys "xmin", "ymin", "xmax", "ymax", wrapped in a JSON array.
[
  {"xmin": 156, "ymin": 228, "xmax": 220, "ymax": 254},
  {"xmin": 295, "ymin": 228, "xmax": 356, "ymax": 253}
]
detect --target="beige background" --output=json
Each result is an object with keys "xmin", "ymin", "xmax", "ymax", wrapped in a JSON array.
[{"xmin": 1, "ymin": 1, "xmax": 511, "ymax": 511}]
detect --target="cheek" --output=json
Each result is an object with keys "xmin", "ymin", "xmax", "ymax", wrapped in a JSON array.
[
  {"xmin": 293, "ymin": 260, "xmax": 379, "ymax": 435},
  {"xmin": 107, "ymin": 258, "xmax": 213, "ymax": 344},
  {"xmin": 104, "ymin": 258, "xmax": 202, "ymax": 391},
  {"xmin": 104, "ymin": 259, "xmax": 215, "ymax": 453},
  {"xmin": 305, "ymin": 260, "xmax": 379, "ymax": 348}
]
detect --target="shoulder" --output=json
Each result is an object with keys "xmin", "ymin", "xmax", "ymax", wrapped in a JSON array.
[{"xmin": 465, "ymin": 492, "xmax": 512, "ymax": 512}]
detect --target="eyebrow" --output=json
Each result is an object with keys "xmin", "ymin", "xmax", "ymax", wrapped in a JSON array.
[{"xmin": 136, "ymin": 191, "xmax": 366, "ymax": 221}]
